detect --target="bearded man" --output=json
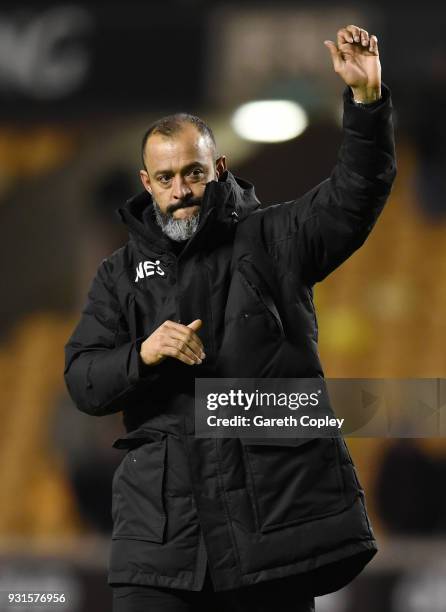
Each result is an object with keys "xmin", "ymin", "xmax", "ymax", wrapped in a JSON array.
[{"xmin": 64, "ymin": 24, "xmax": 396, "ymax": 612}]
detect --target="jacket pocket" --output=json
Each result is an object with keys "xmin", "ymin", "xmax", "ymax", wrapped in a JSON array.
[
  {"xmin": 111, "ymin": 429, "xmax": 167, "ymax": 543},
  {"xmin": 237, "ymin": 261, "xmax": 284, "ymax": 336},
  {"xmin": 240, "ymin": 437, "xmax": 346, "ymax": 533}
]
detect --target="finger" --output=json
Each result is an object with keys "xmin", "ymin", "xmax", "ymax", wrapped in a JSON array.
[
  {"xmin": 166, "ymin": 330, "xmax": 205, "ymax": 360},
  {"xmin": 187, "ymin": 319, "xmax": 203, "ymax": 332},
  {"xmin": 186, "ymin": 319, "xmax": 206, "ymax": 354},
  {"xmin": 345, "ymin": 24, "xmax": 361, "ymax": 43},
  {"xmin": 164, "ymin": 346, "xmax": 196, "ymax": 366},
  {"xmin": 323, "ymin": 40, "xmax": 343, "ymax": 72},
  {"xmin": 170, "ymin": 339, "xmax": 202, "ymax": 364},
  {"xmin": 162, "ymin": 343, "xmax": 200, "ymax": 366},
  {"xmin": 163, "ymin": 324, "xmax": 205, "ymax": 355},
  {"xmin": 337, "ymin": 28, "xmax": 354, "ymax": 45},
  {"xmin": 164, "ymin": 320, "xmax": 204, "ymax": 348},
  {"xmin": 162, "ymin": 320, "xmax": 206, "ymax": 359},
  {"xmin": 359, "ymin": 28, "xmax": 369, "ymax": 47},
  {"xmin": 171, "ymin": 325, "xmax": 205, "ymax": 353},
  {"xmin": 369, "ymin": 34, "xmax": 379, "ymax": 54}
]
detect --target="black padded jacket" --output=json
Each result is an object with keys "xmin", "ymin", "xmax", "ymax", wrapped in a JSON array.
[{"xmin": 64, "ymin": 83, "xmax": 396, "ymax": 594}]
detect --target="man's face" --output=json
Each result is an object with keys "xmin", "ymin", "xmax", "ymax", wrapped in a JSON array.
[{"xmin": 140, "ymin": 124, "xmax": 226, "ymax": 223}]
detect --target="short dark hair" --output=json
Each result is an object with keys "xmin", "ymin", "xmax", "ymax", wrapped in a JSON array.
[{"xmin": 141, "ymin": 113, "xmax": 217, "ymax": 170}]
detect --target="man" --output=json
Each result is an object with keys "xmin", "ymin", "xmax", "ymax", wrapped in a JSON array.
[{"xmin": 64, "ymin": 24, "xmax": 396, "ymax": 612}]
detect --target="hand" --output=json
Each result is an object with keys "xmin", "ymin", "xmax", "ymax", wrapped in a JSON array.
[
  {"xmin": 140, "ymin": 319, "xmax": 206, "ymax": 366},
  {"xmin": 324, "ymin": 25, "xmax": 381, "ymax": 103}
]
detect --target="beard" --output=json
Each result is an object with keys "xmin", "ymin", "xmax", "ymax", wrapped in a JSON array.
[{"xmin": 152, "ymin": 197, "xmax": 201, "ymax": 242}]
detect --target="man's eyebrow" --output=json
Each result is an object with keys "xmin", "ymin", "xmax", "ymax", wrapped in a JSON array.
[
  {"xmin": 182, "ymin": 161, "xmax": 206, "ymax": 172},
  {"xmin": 154, "ymin": 169, "xmax": 173, "ymax": 178},
  {"xmin": 154, "ymin": 162, "xmax": 206, "ymax": 178}
]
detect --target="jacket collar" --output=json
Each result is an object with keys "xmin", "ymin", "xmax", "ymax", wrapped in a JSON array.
[{"xmin": 115, "ymin": 171, "xmax": 261, "ymax": 256}]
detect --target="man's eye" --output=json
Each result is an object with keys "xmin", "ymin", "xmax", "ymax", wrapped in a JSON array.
[
  {"xmin": 158, "ymin": 175, "xmax": 171, "ymax": 183},
  {"xmin": 190, "ymin": 168, "xmax": 204, "ymax": 177}
]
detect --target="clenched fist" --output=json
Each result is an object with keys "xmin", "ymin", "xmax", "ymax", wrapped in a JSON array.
[
  {"xmin": 324, "ymin": 24, "xmax": 381, "ymax": 103},
  {"xmin": 140, "ymin": 319, "xmax": 206, "ymax": 366}
]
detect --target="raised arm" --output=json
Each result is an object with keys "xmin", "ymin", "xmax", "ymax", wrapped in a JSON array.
[{"xmin": 261, "ymin": 25, "xmax": 396, "ymax": 285}]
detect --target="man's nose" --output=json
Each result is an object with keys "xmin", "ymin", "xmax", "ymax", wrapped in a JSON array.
[{"xmin": 172, "ymin": 175, "xmax": 192, "ymax": 200}]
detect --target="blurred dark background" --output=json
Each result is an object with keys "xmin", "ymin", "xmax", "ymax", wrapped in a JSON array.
[{"xmin": 0, "ymin": 2, "xmax": 445, "ymax": 611}]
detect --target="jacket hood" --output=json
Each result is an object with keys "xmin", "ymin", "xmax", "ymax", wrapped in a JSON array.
[{"xmin": 115, "ymin": 170, "xmax": 261, "ymax": 254}]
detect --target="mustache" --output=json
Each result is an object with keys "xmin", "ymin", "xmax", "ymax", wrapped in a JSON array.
[{"xmin": 166, "ymin": 197, "xmax": 202, "ymax": 215}]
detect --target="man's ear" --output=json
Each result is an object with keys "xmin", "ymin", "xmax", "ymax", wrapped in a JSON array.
[
  {"xmin": 140, "ymin": 169, "xmax": 152, "ymax": 194},
  {"xmin": 215, "ymin": 155, "xmax": 227, "ymax": 180}
]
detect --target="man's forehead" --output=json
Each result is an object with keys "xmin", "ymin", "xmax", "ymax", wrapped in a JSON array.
[{"xmin": 145, "ymin": 125, "xmax": 213, "ymax": 167}]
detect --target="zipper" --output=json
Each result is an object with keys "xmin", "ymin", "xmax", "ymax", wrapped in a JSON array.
[
  {"xmin": 177, "ymin": 207, "xmax": 216, "ymax": 262},
  {"xmin": 203, "ymin": 262, "xmax": 217, "ymax": 363},
  {"xmin": 165, "ymin": 255, "xmax": 182, "ymax": 325},
  {"xmin": 173, "ymin": 208, "xmax": 216, "ymax": 325},
  {"xmin": 127, "ymin": 294, "xmax": 138, "ymax": 340},
  {"xmin": 238, "ymin": 264, "xmax": 285, "ymax": 336}
]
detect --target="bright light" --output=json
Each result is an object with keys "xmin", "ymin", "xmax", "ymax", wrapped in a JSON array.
[{"xmin": 231, "ymin": 100, "xmax": 308, "ymax": 143}]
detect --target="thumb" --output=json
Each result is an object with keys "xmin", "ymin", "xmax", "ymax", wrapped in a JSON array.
[
  {"xmin": 187, "ymin": 319, "xmax": 203, "ymax": 331},
  {"xmin": 324, "ymin": 40, "xmax": 342, "ymax": 72}
]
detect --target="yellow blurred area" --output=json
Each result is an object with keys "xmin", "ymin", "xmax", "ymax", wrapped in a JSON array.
[
  {"xmin": 316, "ymin": 141, "xmax": 446, "ymax": 376},
  {"xmin": 0, "ymin": 127, "xmax": 77, "ymax": 192},
  {"xmin": 316, "ymin": 140, "xmax": 446, "ymax": 534},
  {"xmin": 0, "ymin": 314, "xmax": 84, "ymax": 539}
]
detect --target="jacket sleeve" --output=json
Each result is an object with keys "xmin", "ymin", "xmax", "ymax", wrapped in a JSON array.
[
  {"xmin": 64, "ymin": 258, "xmax": 165, "ymax": 416},
  {"xmin": 264, "ymin": 82, "xmax": 397, "ymax": 285}
]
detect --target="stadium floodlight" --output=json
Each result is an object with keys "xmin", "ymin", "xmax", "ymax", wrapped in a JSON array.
[{"xmin": 231, "ymin": 99, "xmax": 308, "ymax": 143}]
